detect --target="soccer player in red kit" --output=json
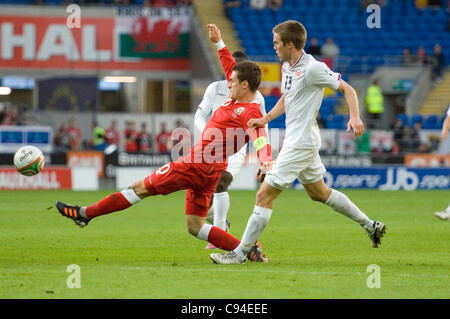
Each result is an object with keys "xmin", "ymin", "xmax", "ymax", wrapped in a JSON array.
[{"xmin": 54, "ymin": 24, "xmax": 272, "ymax": 262}]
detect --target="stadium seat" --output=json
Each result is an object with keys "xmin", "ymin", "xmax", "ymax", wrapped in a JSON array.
[
  {"xmin": 411, "ymin": 114, "xmax": 423, "ymax": 125},
  {"xmin": 396, "ymin": 114, "xmax": 409, "ymax": 127},
  {"xmin": 422, "ymin": 115, "xmax": 438, "ymax": 129}
]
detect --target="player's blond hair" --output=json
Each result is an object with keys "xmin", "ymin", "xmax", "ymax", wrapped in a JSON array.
[{"xmin": 273, "ymin": 20, "xmax": 307, "ymax": 50}]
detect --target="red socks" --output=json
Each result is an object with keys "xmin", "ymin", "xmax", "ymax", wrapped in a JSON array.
[
  {"xmin": 85, "ymin": 192, "xmax": 132, "ymax": 219},
  {"xmin": 208, "ymin": 226, "xmax": 240, "ymax": 251}
]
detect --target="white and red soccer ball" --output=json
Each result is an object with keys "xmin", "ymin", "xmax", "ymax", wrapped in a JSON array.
[{"xmin": 14, "ymin": 145, "xmax": 45, "ymax": 176}]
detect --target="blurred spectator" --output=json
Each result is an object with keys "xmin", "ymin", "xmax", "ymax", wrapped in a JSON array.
[
  {"xmin": 391, "ymin": 118, "xmax": 404, "ymax": 143},
  {"xmin": 223, "ymin": 0, "xmax": 242, "ymax": 17},
  {"xmin": 124, "ymin": 120, "xmax": 139, "ymax": 153},
  {"xmin": 156, "ymin": 122, "xmax": 172, "ymax": 155},
  {"xmin": 138, "ymin": 122, "xmax": 153, "ymax": 154},
  {"xmin": 410, "ymin": 121, "xmax": 422, "ymax": 151},
  {"xmin": 250, "ymin": 0, "xmax": 267, "ymax": 9},
  {"xmin": 22, "ymin": 115, "xmax": 38, "ymax": 126},
  {"xmin": 400, "ymin": 124, "xmax": 412, "ymax": 152},
  {"xmin": 365, "ymin": 80, "xmax": 384, "ymax": 128},
  {"xmin": 416, "ymin": 46, "xmax": 429, "ymax": 66},
  {"xmin": 68, "ymin": 117, "xmax": 82, "ymax": 151},
  {"xmin": 172, "ymin": 119, "xmax": 191, "ymax": 157},
  {"xmin": 320, "ymin": 37, "xmax": 340, "ymax": 58},
  {"xmin": 402, "ymin": 48, "xmax": 415, "ymax": 65},
  {"xmin": 92, "ymin": 121, "xmax": 106, "ymax": 151},
  {"xmin": 306, "ymin": 37, "xmax": 321, "ymax": 56},
  {"xmin": 1, "ymin": 105, "xmax": 20, "ymax": 126},
  {"xmin": 267, "ymin": 0, "xmax": 282, "ymax": 10},
  {"xmin": 432, "ymin": 43, "xmax": 444, "ymax": 81},
  {"xmin": 428, "ymin": 0, "xmax": 442, "ymax": 9},
  {"xmin": 105, "ymin": 120, "xmax": 120, "ymax": 147},
  {"xmin": 54, "ymin": 122, "xmax": 70, "ymax": 152},
  {"xmin": 391, "ymin": 118, "xmax": 404, "ymax": 154}
]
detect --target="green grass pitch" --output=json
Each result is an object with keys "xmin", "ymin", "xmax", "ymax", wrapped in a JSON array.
[{"xmin": 0, "ymin": 189, "xmax": 448, "ymax": 299}]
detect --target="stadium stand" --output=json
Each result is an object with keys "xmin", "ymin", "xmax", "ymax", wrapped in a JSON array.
[
  {"xmin": 225, "ymin": 0, "xmax": 450, "ymax": 129},
  {"xmin": 0, "ymin": 0, "xmax": 448, "ymax": 131}
]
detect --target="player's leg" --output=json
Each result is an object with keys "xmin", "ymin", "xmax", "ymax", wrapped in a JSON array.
[
  {"xmin": 300, "ymin": 154, "xmax": 386, "ymax": 247},
  {"xmin": 208, "ymin": 146, "xmax": 246, "ymax": 229},
  {"xmin": 55, "ymin": 162, "xmax": 173, "ymax": 226},
  {"xmin": 210, "ymin": 180, "xmax": 279, "ymax": 264},
  {"xmin": 302, "ymin": 178, "xmax": 373, "ymax": 224},
  {"xmin": 204, "ymin": 171, "xmax": 232, "ymax": 249},
  {"xmin": 55, "ymin": 180, "xmax": 146, "ymax": 227},
  {"xmin": 211, "ymin": 171, "xmax": 233, "ymax": 229},
  {"xmin": 185, "ymin": 189, "xmax": 241, "ymax": 251}
]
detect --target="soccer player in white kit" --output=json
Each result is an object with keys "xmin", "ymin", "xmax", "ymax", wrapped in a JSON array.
[
  {"xmin": 210, "ymin": 20, "xmax": 386, "ymax": 264},
  {"xmin": 435, "ymin": 104, "xmax": 450, "ymax": 220},
  {"xmin": 194, "ymin": 51, "xmax": 267, "ymax": 246}
]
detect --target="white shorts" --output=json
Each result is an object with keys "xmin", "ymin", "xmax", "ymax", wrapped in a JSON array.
[
  {"xmin": 265, "ymin": 146, "xmax": 325, "ymax": 190},
  {"xmin": 226, "ymin": 144, "xmax": 247, "ymax": 179}
]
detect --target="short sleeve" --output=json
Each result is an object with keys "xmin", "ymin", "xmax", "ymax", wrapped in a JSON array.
[{"xmin": 307, "ymin": 61, "xmax": 341, "ymax": 90}]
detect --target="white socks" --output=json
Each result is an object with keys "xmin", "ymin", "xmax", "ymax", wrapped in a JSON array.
[
  {"xmin": 197, "ymin": 223, "xmax": 212, "ymax": 241},
  {"xmin": 234, "ymin": 206, "xmax": 272, "ymax": 262},
  {"xmin": 213, "ymin": 192, "xmax": 230, "ymax": 230},
  {"xmin": 205, "ymin": 192, "xmax": 230, "ymax": 230},
  {"xmin": 325, "ymin": 189, "xmax": 372, "ymax": 228}
]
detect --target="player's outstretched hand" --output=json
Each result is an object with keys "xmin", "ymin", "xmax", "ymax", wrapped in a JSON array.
[
  {"xmin": 248, "ymin": 117, "xmax": 266, "ymax": 129},
  {"xmin": 207, "ymin": 24, "xmax": 221, "ymax": 43},
  {"xmin": 347, "ymin": 117, "xmax": 364, "ymax": 140}
]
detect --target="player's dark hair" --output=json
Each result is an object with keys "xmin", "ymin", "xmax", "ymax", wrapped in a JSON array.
[
  {"xmin": 232, "ymin": 51, "xmax": 248, "ymax": 64},
  {"xmin": 232, "ymin": 61, "xmax": 261, "ymax": 92},
  {"xmin": 273, "ymin": 20, "xmax": 307, "ymax": 50}
]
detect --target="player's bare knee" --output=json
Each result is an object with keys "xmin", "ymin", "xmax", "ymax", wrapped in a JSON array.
[
  {"xmin": 307, "ymin": 189, "xmax": 331, "ymax": 203},
  {"xmin": 186, "ymin": 223, "xmax": 201, "ymax": 237},
  {"xmin": 131, "ymin": 180, "xmax": 150, "ymax": 199},
  {"xmin": 215, "ymin": 172, "xmax": 232, "ymax": 193}
]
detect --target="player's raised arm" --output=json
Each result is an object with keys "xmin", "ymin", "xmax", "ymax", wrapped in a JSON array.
[{"xmin": 208, "ymin": 24, "xmax": 236, "ymax": 81}]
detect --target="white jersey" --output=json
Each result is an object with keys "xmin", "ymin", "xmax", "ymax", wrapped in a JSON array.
[
  {"xmin": 447, "ymin": 104, "xmax": 450, "ymax": 117},
  {"xmin": 195, "ymin": 79, "xmax": 266, "ymax": 132},
  {"xmin": 281, "ymin": 51, "xmax": 341, "ymax": 149}
]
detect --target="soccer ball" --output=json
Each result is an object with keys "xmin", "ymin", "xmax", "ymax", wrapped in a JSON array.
[{"xmin": 14, "ymin": 145, "xmax": 45, "ymax": 176}]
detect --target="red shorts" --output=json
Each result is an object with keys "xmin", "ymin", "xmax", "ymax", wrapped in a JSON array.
[{"xmin": 144, "ymin": 156, "xmax": 224, "ymax": 217}]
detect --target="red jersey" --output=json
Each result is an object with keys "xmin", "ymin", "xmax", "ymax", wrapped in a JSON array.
[
  {"xmin": 144, "ymin": 45, "xmax": 272, "ymax": 217},
  {"xmin": 189, "ymin": 46, "xmax": 272, "ymax": 169}
]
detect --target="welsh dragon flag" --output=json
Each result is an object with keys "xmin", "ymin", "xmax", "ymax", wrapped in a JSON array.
[{"xmin": 115, "ymin": 6, "xmax": 190, "ymax": 59}]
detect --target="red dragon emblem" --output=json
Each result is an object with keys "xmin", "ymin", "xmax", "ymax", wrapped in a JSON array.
[{"xmin": 131, "ymin": 17, "xmax": 182, "ymax": 53}]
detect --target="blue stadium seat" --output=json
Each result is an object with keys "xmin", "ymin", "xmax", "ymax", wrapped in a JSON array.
[
  {"xmin": 326, "ymin": 114, "xmax": 346, "ymax": 130},
  {"xmin": 396, "ymin": 114, "xmax": 409, "ymax": 127},
  {"xmin": 422, "ymin": 115, "xmax": 438, "ymax": 129},
  {"xmin": 411, "ymin": 114, "xmax": 423, "ymax": 125},
  {"xmin": 231, "ymin": 0, "xmax": 450, "ymax": 74}
]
